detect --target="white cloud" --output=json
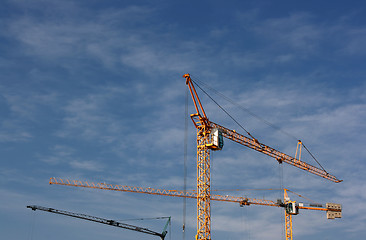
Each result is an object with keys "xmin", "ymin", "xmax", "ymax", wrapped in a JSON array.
[{"xmin": 69, "ymin": 160, "xmax": 104, "ymax": 171}]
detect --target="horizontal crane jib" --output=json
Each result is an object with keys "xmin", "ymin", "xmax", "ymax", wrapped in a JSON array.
[
  {"xmin": 49, "ymin": 178, "xmax": 279, "ymax": 207},
  {"xmin": 209, "ymin": 121, "xmax": 342, "ymax": 183}
]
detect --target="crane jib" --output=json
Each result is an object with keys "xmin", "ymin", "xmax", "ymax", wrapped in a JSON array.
[
  {"xmin": 209, "ymin": 121, "xmax": 342, "ymax": 183},
  {"xmin": 26, "ymin": 205, "xmax": 168, "ymax": 239}
]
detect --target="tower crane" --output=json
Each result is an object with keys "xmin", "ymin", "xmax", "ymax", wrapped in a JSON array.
[
  {"xmin": 182, "ymin": 74, "xmax": 341, "ymax": 240},
  {"xmin": 49, "ymin": 177, "xmax": 342, "ymax": 240},
  {"xmin": 281, "ymin": 188, "xmax": 341, "ymax": 240},
  {"xmin": 27, "ymin": 205, "xmax": 170, "ymax": 240},
  {"xmin": 50, "ymin": 74, "xmax": 342, "ymax": 240}
]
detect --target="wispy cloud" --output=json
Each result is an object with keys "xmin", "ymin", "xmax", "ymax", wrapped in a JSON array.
[
  {"xmin": 1, "ymin": 1, "xmax": 365, "ymax": 239},
  {"xmin": 255, "ymin": 13, "xmax": 322, "ymax": 51},
  {"xmin": 0, "ymin": 127, "xmax": 32, "ymax": 142},
  {"xmin": 69, "ymin": 160, "xmax": 104, "ymax": 171},
  {"xmin": 4, "ymin": 3, "xmax": 195, "ymax": 75},
  {"xmin": 0, "ymin": 85, "xmax": 59, "ymax": 142}
]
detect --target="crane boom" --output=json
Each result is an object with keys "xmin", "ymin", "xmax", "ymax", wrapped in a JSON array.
[
  {"xmin": 49, "ymin": 178, "xmax": 341, "ymax": 213},
  {"xmin": 49, "ymin": 177, "xmax": 278, "ymax": 207},
  {"xmin": 27, "ymin": 205, "xmax": 169, "ymax": 240},
  {"xmin": 209, "ymin": 121, "xmax": 342, "ymax": 183}
]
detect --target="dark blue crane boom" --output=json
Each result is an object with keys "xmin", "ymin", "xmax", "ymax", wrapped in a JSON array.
[{"xmin": 27, "ymin": 205, "xmax": 170, "ymax": 240}]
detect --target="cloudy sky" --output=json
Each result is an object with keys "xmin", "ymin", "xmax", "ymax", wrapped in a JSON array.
[{"xmin": 1, "ymin": 0, "xmax": 365, "ymax": 239}]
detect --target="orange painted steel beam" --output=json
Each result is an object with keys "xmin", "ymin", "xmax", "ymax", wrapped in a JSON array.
[
  {"xmin": 49, "ymin": 177, "xmax": 279, "ymax": 207},
  {"xmin": 209, "ymin": 121, "xmax": 342, "ymax": 183}
]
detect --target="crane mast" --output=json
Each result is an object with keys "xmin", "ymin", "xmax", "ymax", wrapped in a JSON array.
[
  {"xmin": 284, "ymin": 189, "xmax": 294, "ymax": 240},
  {"xmin": 27, "ymin": 205, "xmax": 170, "ymax": 240},
  {"xmin": 184, "ymin": 74, "xmax": 217, "ymax": 240}
]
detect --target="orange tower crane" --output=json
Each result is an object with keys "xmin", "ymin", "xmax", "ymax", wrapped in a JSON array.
[
  {"xmin": 282, "ymin": 188, "xmax": 341, "ymax": 240},
  {"xmin": 49, "ymin": 178, "xmax": 342, "ymax": 240},
  {"xmin": 182, "ymin": 74, "xmax": 341, "ymax": 240}
]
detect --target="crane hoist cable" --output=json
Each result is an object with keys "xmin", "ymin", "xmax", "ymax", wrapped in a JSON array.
[
  {"xmin": 116, "ymin": 216, "xmax": 171, "ymax": 221},
  {"xmin": 27, "ymin": 207, "xmax": 37, "ymax": 240},
  {"xmin": 302, "ymin": 143, "xmax": 328, "ymax": 174},
  {"xmin": 182, "ymin": 85, "xmax": 189, "ymax": 240},
  {"xmin": 191, "ymin": 77, "xmax": 256, "ymax": 140},
  {"xmin": 190, "ymin": 74, "xmax": 298, "ymax": 141},
  {"xmin": 286, "ymin": 189, "xmax": 322, "ymax": 206}
]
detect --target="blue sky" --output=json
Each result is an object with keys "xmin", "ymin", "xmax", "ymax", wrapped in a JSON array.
[{"xmin": 1, "ymin": 0, "xmax": 365, "ymax": 239}]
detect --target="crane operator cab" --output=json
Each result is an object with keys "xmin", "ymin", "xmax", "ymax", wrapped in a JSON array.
[
  {"xmin": 207, "ymin": 128, "xmax": 224, "ymax": 150},
  {"xmin": 285, "ymin": 201, "xmax": 299, "ymax": 215}
]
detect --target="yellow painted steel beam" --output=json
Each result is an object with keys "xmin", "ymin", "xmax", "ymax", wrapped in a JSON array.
[{"xmin": 210, "ymin": 121, "xmax": 342, "ymax": 183}]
